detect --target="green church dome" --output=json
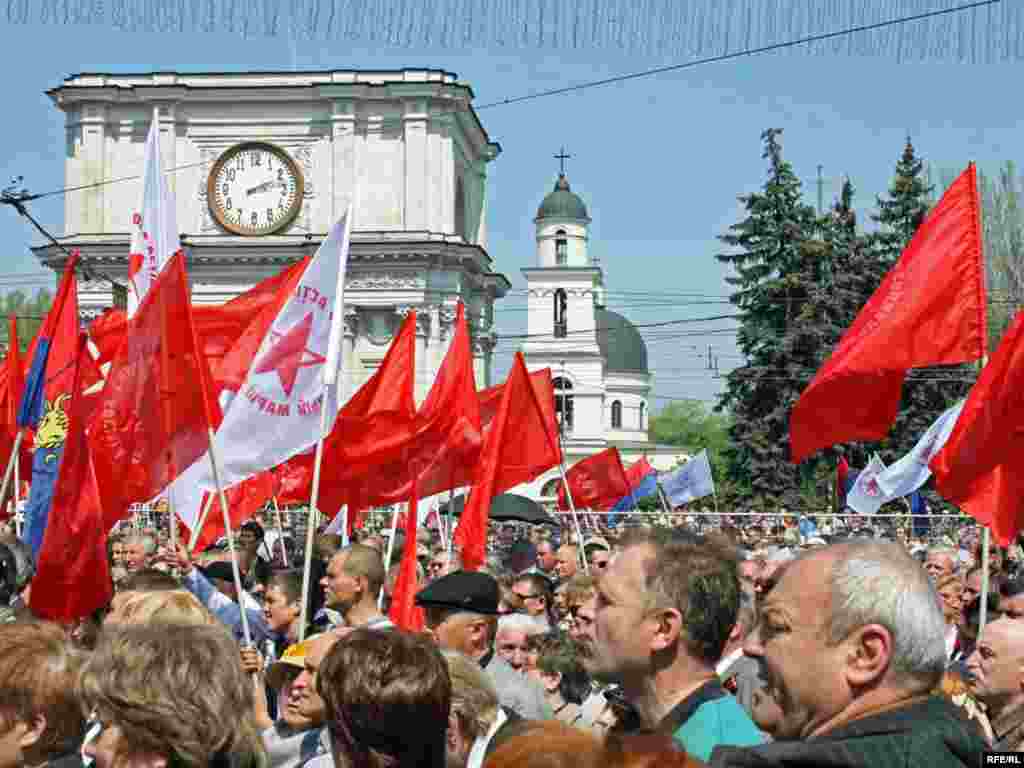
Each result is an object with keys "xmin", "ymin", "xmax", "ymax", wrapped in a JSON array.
[
  {"xmin": 536, "ymin": 174, "xmax": 589, "ymax": 221},
  {"xmin": 596, "ymin": 309, "xmax": 648, "ymax": 374}
]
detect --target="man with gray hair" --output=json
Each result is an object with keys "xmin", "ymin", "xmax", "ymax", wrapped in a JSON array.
[
  {"xmin": 122, "ymin": 532, "xmax": 157, "ymax": 572},
  {"xmin": 711, "ymin": 540, "xmax": 987, "ymax": 767}
]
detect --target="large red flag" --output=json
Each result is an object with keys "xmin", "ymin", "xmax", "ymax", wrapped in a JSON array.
[
  {"xmin": 454, "ymin": 353, "xmax": 562, "ymax": 571},
  {"xmin": 291, "ymin": 312, "xmax": 418, "ymax": 516},
  {"xmin": 929, "ymin": 311, "xmax": 1024, "ymax": 543},
  {"xmin": 957, "ymin": 466, "xmax": 1024, "ymax": 548},
  {"xmin": 557, "ymin": 447, "xmax": 631, "ymax": 511},
  {"xmin": 624, "ymin": 456, "xmax": 654, "ymax": 489},
  {"xmin": 790, "ymin": 163, "xmax": 987, "ymax": 463},
  {"xmin": 90, "ymin": 253, "xmax": 222, "ymax": 528},
  {"xmin": 388, "ymin": 480, "xmax": 426, "ymax": 631},
  {"xmin": 30, "ymin": 333, "xmax": 112, "ymax": 622},
  {"xmin": 0, "ymin": 316, "xmax": 32, "ymax": 493}
]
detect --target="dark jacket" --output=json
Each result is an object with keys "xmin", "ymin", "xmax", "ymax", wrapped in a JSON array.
[{"xmin": 710, "ymin": 696, "xmax": 987, "ymax": 768}]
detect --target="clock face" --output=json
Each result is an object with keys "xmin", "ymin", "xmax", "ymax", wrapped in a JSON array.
[{"xmin": 207, "ymin": 142, "xmax": 304, "ymax": 236}]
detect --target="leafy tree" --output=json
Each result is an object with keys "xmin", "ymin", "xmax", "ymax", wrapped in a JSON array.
[
  {"xmin": 0, "ymin": 288, "xmax": 52, "ymax": 351},
  {"xmin": 871, "ymin": 138, "xmax": 932, "ymax": 264},
  {"xmin": 715, "ymin": 129, "xmax": 818, "ymax": 506},
  {"xmin": 649, "ymin": 399, "xmax": 731, "ymax": 474}
]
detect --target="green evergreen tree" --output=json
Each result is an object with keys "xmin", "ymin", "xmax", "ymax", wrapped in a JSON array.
[
  {"xmin": 715, "ymin": 129, "xmax": 818, "ymax": 506},
  {"xmin": 870, "ymin": 138, "xmax": 973, "ymax": 460}
]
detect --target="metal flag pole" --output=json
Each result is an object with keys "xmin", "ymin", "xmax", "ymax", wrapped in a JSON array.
[
  {"xmin": 11, "ymin": 439, "xmax": 19, "ymax": 538},
  {"xmin": 206, "ymin": 428, "xmax": 252, "ymax": 646},
  {"xmin": 272, "ymin": 496, "xmax": 289, "ymax": 567},
  {"xmin": 656, "ymin": 482, "xmax": 673, "ymax": 516},
  {"xmin": 379, "ymin": 504, "xmax": 401, "ymax": 610},
  {"xmin": 298, "ymin": 388, "xmax": 331, "ymax": 641},
  {"xmin": 978, "ymin": 352, "xmax": 992, "ymax": 635}
]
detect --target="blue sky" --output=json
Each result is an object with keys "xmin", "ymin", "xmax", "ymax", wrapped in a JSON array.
[{"xmin": 0, "ymin": 19, "xmax": 1019, "ymax": 409}]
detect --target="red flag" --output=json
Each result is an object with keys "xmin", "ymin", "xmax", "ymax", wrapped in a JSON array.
[
  {"xmin": 30, "ymin": 333, "xmax": 112, "ymax": 622},
  {"xmin": 90, "ymin": 253, "xmax": 222, "ymax": 527},
  {"xmin": 191, "ymin": 472, "xmax": 275, "ymax": 553},
  {"xmin": 89, "ymin": 259, "xmax": 309, "ymax": 392},
  {"xmin": 298, "ymin": 313, "xmax": 418, "ymax": 517},
  {"xmin": 455, "ymin": 353, "xmax": 562, "ymax": 571},
  {"xmin": 929, "ymin": 311, "xmax": 1024, "ymax": 543},
  {"xmin": 388, "ymin": 480, "xmax": 425, "ymax": 631},
  {"xmin": 790, "ymin": 164, "xmax": 987, "ymax": 463},
  {"xmin": 624, "ymin": 456, "xmax": 655, "ymax": 488},
  {"xmin": 0, "ymin": 317, "xmax": 32, "ymax": 488},
  {"xmin": 326, "ymin": 302, "xmax": 483, "ymax": 509},
  {"xmin": 836, "ymin": 456, "xmax": 850, "ymax": 509},
  {"xmin": 957, "ymin": 466, "xmax": 1024, "ymax": 548},
  {"xmin": 557, "ymin": 447, "xmax": 631, "ymax": 511}
]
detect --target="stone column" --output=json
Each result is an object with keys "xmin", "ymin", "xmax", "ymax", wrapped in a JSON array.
[
  {"xmin": 331, "ymin": 99, "xmax": 357, "ymax": 223},
  {"xmin": 341, "ymin": 308, "xmax": 359, "ymax": 404},
  {"xmin": 80, "ymin": 103, "xmax": 107, "ymax": 233},
  {"xmin": 403, "ymin": 98, "xmax": 429, "ymax": 232}
]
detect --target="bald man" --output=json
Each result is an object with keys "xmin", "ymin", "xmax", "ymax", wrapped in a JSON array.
[
  {"xmin": 967, "ymin": 617, "xmax": 1024, "ymax": 750},
  {"xmin": 554, "ymin": 545, "xmax": 578, "ymax": 582}
]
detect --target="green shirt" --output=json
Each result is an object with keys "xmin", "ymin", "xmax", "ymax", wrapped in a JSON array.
[{"xmin": 661, "ymin": 680, "xmax": 765, "ymax": 762}]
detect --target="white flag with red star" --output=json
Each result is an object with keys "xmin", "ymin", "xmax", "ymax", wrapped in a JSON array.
[{"xmin": 169, "ymin": 212, "xmax": 352, "ymax": 536}]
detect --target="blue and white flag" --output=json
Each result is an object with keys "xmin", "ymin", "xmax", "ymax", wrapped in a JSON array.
[
  {"xmin": 845, "ymin": 454, "xmax": 888, "ymax": 514},
  {"xmin": 662, "ymin": 450, "xmax": 715, "ymax": 506},
  {"xmin": 875, "ymin": 400, "xmax": 964, "ymax": 500}
]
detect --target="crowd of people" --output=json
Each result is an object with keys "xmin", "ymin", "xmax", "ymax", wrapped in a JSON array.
[{"xmin": 0, "ymin": 511, "xmax": 1022, "ymax": 768}]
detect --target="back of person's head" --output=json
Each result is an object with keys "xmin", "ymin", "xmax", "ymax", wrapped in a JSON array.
[
  {"xmin": 0, "ymin": 534, "xmax": 34, "ymax": 593},
  {"xmin": 441, "ymin": 650, "xmax": 500, "ymax": 745},
  {"xmin": 318, "ymin": 628, "xmax": 450, "ymax": 768},
  {"xmin": 114, "ymin": 590, "xmax": 216, "ymax": 626},
  {"xmin": 605, "ymin": 732, "xmax": 706, "ymax": 768},
  {"xmin": 483, "ymin": 720, "xmax": 604, "ymax": 768},
  {"xmin": 118, "ymin": 568, "xmax": 180, "ymax": 593},
  {"xmin": 0, "ymin": 620, "xmax": 85, "ymax": 765},
  {"xmin": 79, "ymin": 622, "xmax": 264, "ymax": 768},
  {"xmin": 340, "ymin": 544, "xmax": 386, "ymax": 597},
  {"xmin": 825, "ymin": 539, "xmax": 947, "ymax": 690},
  {"xmin": 316, "ymin": 534, "xmax": 343, "ymax": 562}
]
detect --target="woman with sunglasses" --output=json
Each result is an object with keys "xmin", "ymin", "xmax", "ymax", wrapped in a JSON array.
[{"xmin": 79, "ymin": 623, "xmax": 266, "ymax": 768}]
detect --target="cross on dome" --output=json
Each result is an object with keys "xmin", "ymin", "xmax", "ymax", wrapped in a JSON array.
[{"xmin": 554, "ymin": 147, "xmax": 571, "ymax": 176}]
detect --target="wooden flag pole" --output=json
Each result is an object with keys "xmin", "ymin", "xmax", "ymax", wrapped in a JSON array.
[
  {"xmin": 0, "ymin": 431, "xmax": 23, "ymax": 520},
  {"xmin": 11, "ymin": 439, "xmax": 19, "ymax": 538},
  {"xmin": 298, "ymin": 384, "xmax": 331, "ymax": 642},
  {"xmin": 379, "ymin": 504, "xmax": 401, "ymax": 611},
  {"xmin": 272, "ymin": 496, "xmax": 289, "ymax": 567},
  {"xmin": 206, "ymin": 427, "xmax": 252, "ymax": 646},
  {"xmin": 188, "ymin": 492, "xmax": 217, "ymax": 552},
  {"xmin": 556, "ymin": 461, "xmax": 588, "ymax": 574}
]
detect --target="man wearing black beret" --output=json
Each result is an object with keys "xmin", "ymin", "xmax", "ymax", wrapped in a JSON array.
[{"xmin": 416, "ymin": 571, "xmax": 550, "ymax": 720}]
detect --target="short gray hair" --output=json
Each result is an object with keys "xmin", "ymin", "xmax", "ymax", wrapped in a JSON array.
[
  {"xmin": 825, "ymin": 541, "xmax": 945, "ymax": 689},
  {"xmin": 496, "ymin": 613, "xmax": 547, "ymax": 637},
  {"xmin": 124, "ymin": 533, "xmax": 157, "ymax": 555}
]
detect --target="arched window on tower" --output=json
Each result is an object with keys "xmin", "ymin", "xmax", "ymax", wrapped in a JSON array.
[
  {"xmin": 639, "ymin": 401, "xmax": 646, "ymax": 430},
  {"xmin": 555, "ymin": 229, "xmax": 568, "ymax": 265},
  {"xmin": 611, "ymin": 400, "xmax": 622, "ymax": 429},
  {"xmin": 553, "ymin": 376, "xmax": 574, "ymax": 434},
  {"xmin": 553, "ymin": 289, "xmax": 568, "ymax": 339}
]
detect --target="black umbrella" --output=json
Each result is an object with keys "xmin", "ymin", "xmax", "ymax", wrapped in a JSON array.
[{"xmin": 440, "ymin": 493, "xmax": 557, "ymax": 526}]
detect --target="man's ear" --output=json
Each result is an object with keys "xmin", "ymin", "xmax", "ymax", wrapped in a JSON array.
[
  {"xmin": 19, "ymin": 714, "xmax": 47, "ymax": 750},
  {"xmin": 844, "ymin": 623, "xmax": 893, "ymax": 689},
  {"xmin": 650, "ymin": 607, "xmax": 684, "ymax": 652}
]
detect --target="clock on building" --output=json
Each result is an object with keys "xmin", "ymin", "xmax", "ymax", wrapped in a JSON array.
[{"xmin": 207, "ymin": 142, "xmax": 304, "ymax": 236}]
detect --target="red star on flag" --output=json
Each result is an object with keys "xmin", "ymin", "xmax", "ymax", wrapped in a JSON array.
[{"xmin": 254, "ymin": 311, "xmax": 326, "ymax": 397}]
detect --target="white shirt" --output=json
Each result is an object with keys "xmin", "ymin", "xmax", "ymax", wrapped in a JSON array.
[
  {"xmin": 945, "ymin": 624, "xmax": 959, "ymax": 661},
  {"xmin": 467, "ymin": 708, "xmax": 508, "ymax": 768},
  {"xmin": 716, "ymin": 647, "xmax": 745, "ymax": 678}
]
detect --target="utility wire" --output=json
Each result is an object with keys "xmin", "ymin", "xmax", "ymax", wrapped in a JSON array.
[{"xmin": 3, "ymin": 0, "xmax": 995, "ymax": 203}]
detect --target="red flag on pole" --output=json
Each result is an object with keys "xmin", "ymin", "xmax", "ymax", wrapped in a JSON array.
[
  {"xmin": 30, "ymin": 333, "xmax": 112, "ymax": 622},
  {"xmin": 90, "ymin": 253, "xmax": 222, "ymax": 527},
  {"xmin": 455, "ymin": 353, "xmax": 561, "ymax": 571},
  {"xmin": 790, "ymin": 163, "xmax": 987, "ymax": 463},
  {"xmin": 557, "ymin": 447, "xmax": 632, "ymax": 511},
  {"xmin": 956, "ymin": 466, "xmax": 1024, "ymax": 548},
  {"xmin": 388, "ymin": 479, "xmax": 425, "ymax": 631},
  {"xmin": 929, "ymin": 311, "xmax": 1024, "ymax": 544},
  {"xmin": 190, "ymin": 472, "xmax": 275, "ymax": 553}
]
